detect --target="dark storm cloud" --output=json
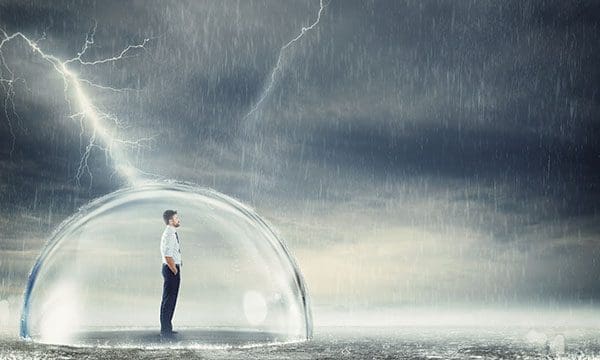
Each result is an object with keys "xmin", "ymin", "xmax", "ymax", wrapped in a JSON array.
[
  {"xmin": 268, "ymin": 0, "xmax": 600, "ymax": 134},
  {"xmin": 243, "ymin": 0, "xmax": 600, "ymax": 225}
]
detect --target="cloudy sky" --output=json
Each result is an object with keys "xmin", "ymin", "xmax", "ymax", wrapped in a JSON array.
[{"xmin": 1, "ymin": 0, "xmax": 599, "ymax": 327}]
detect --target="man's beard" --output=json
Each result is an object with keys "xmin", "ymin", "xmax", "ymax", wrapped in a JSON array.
[{"xmin": 174, "ymin": 223, "xmax": 180, "ymax": 228}]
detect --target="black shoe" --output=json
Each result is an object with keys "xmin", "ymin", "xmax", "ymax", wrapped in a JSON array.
[{"xmin": 160, "ymin": 331, "xmax": 178, "ymax": 339}]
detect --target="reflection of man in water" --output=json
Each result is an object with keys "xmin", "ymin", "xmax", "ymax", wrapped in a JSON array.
[{"xmin": 160, "ymin": 210, "xmax": 182, "ymax": 338}]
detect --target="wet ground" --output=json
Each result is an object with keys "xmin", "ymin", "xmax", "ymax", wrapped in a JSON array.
[{"xmin": 1, "ymin": 326, "xmax": 599, "ymax": 359}]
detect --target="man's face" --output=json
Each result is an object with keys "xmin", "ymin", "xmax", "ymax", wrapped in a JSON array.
[{"xmin": 170, "ymin": 214, "xmax": 181, "ymax": 228}]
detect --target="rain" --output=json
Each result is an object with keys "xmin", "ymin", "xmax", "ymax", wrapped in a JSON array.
[{"xmin": 1, "ymin": 0, "xmax": 599, "ymax": 358}]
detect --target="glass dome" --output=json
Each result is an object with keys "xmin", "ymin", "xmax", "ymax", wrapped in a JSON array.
[{"xmin": 20, "ymin": 181, "xmax": 312, "ymax": 347}]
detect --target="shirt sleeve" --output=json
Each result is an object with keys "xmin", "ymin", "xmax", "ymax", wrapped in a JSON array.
[{"xmin": 163, "ymin": 232, "xmax": 176, "ymax": 257}]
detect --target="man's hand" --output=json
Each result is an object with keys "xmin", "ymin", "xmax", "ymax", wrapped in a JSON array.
[{"xmin": 165, "ymin": 256, "xmax": 178, "ymax": 275}]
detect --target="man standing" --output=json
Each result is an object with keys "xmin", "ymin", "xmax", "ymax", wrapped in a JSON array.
[{"xmin": 160, "ymin": 210, "xmax": 182, "ymax": 338}]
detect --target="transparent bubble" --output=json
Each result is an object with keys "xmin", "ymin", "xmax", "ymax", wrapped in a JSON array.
[{"xmin": 20, "ymin": 181, "xmax": 312, "ymax": 347}]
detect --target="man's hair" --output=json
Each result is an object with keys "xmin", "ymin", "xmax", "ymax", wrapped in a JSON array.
[{"xmin": 163, "ymin": 210, "xmax": 178, "ymax": 225}]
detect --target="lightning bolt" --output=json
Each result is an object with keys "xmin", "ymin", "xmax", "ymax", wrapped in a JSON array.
[
  {"xmin": 0, "ymin": 25, "xmax": 154, "ymax": 187},
  {"xmin": 243, "ymin": 0, "xmax": 327, "ymax": 124}
]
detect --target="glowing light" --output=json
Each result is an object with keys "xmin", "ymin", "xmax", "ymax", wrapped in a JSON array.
[
  {"xmin": 38, "ymin": 282, "xmax": 81, "ymax": 345},
  {"xmin": 0, "ymin": 27, "xmax": 153, "ymax": 186},
  {"xmin": 243, "ymin": 290, "xmax": 268, "ymax": 326}
]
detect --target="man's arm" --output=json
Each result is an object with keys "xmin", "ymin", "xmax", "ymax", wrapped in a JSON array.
[{"xmin": 164, "ymin": 256, "xmax": 178, "ymax": 275}]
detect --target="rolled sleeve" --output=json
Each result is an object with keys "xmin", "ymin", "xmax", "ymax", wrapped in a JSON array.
[
  {"xmin": 165, "ymin": 234, "xmax": 176, "ymax": 257},
  {"xmin": 162, "ymin": 232, "xmax": 176, "ymax": 258}
]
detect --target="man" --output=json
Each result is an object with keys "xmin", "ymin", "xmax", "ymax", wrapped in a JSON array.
[{"xmin": 160, "ymin": 209, "xmax": 182, "ymax": 338}]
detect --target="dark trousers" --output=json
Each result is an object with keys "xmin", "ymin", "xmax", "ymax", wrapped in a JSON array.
[{"xmin": 160, "ymin": 263, "xmax": 180, "ymax": 333}]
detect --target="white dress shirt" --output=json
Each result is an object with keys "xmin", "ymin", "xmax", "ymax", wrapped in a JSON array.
[{"xmin": 161, "ymin": 225, "xmax": 182, "ymax": 265}]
